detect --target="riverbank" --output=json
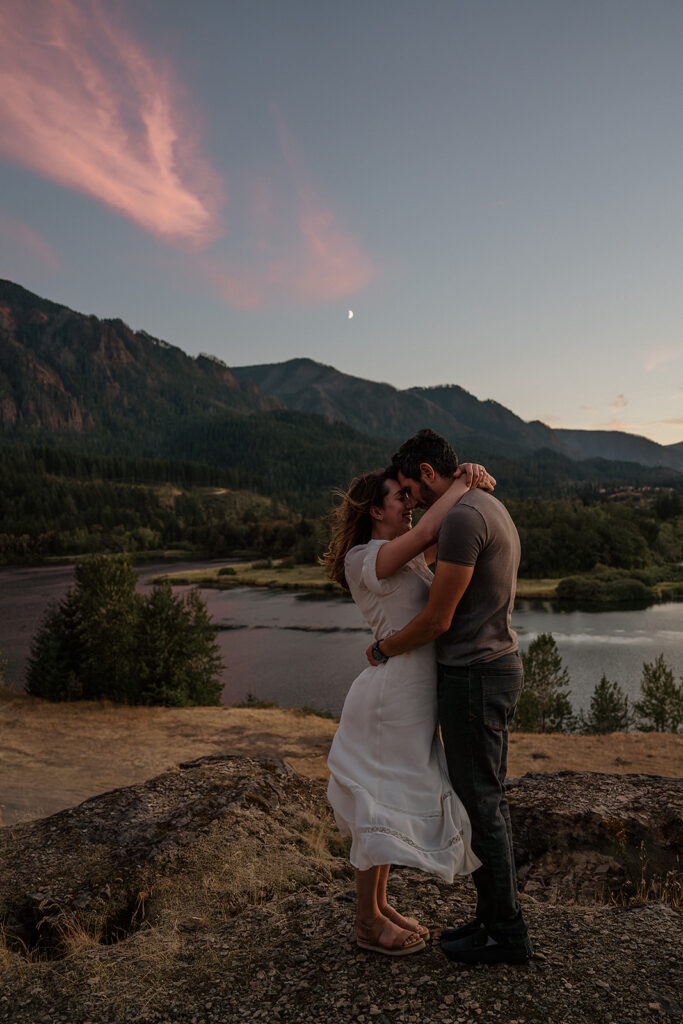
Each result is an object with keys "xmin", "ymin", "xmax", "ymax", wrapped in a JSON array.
[
  {"xmin": 1, "ymin": 689, "xmax": 681, "ymax": 827},
  {"xmin": 156, "ymin": 559, "xmax": 683, "ymax": 605},
  {"xmin": 156, "ymin": 561, "xmax": 562, "ymax": 600}
]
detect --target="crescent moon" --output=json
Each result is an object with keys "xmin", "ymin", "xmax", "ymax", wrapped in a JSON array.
[{"xmin": 348, "ymin": 310, "xmax": 354, "ymax": 319}]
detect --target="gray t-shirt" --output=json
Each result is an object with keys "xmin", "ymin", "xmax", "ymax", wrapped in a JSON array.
[{"xmin": 436, "ymin": 490, "xmax": 520, "ymax": 666}]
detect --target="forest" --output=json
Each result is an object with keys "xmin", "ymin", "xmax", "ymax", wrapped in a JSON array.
[{"xmin": 1, "ymin": 443, "xmax": 682, "ymax": 588}]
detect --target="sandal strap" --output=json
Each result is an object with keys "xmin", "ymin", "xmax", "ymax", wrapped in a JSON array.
[{"xmin": 357, "ymin": 919, "xmax": 420, "ymax": 950}]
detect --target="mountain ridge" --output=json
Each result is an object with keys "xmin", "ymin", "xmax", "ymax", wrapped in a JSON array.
[
  {"xmin": 233, "ymin": 357, "xmax": 683, "ymax": 471},
  {"xmin": 1, "ymin": 279, "xmax": 681, "ymax": 474}
]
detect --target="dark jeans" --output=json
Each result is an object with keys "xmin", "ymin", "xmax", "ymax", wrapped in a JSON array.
[{"xmin": 437, "ymin": 652, "xmax": 528, "ymax": 942}]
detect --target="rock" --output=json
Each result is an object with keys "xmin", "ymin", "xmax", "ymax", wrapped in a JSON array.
[
  {"xmin": 1, "ymin": 761, "xmax": 681, "ymax": 1024},
  {"xmin": 507, "ymin": 771, "xmax": 682, "ymax": 901},
  {"xmin": 0, "ymin": 755, "xmax": 344, "ymax": 955}
]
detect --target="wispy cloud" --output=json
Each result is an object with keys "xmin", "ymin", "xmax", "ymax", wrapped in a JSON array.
[
  {"xmin": 0, "ymin": 215, "xmax": 61, "ymax": 273},
  {"xmin": 607, "ymin": 418, "xmax": 637, "ymax": 432},
  {"xmin": 610, "ymin": 393, "xmax": 628, "ymax": 412},
  {"xmin": 0, "ymin": 0, "xmax": 222, "ymax": 245},
  {"xmin": 206, "ymin": 106, "xmax": 376, "ymax": 308},
  {"xmin": 644, "ymin": 345, "xmax": 683, "ymax": 371}
]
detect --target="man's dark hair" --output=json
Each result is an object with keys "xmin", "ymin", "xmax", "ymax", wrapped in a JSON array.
[{"xmin": 392, "ymin": 428, "xmax": 458, "ymax": 481}]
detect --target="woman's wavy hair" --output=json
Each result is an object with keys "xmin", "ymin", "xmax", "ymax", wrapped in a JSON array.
[{"xmin": 320, "ymin": 466, "xmax": 398, "ymax": 589}]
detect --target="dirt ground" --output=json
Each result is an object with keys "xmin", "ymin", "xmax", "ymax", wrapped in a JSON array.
[{"xmin": 1, "ymin": 689, "xmax": 681, "ymax": 826}]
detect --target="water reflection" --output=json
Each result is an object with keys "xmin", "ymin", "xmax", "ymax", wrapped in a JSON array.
[{"xmin": 2, "ymin": 562, "xmax": 681, "ymax": 717}]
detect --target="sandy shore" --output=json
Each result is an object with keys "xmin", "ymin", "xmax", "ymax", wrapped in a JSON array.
[{"xmin": 1, "ymin": 689, "xmax": 681, "ymax": 826}]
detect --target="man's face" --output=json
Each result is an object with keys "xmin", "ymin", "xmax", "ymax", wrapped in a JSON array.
[{"xmin": 397, "ymin": 468, "xmax": 444, "ymax": 508}]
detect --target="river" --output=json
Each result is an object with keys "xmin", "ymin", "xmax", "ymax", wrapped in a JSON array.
[{"xmin": 1, "ymin": 561, "xmax": 681, "ymax": 716}]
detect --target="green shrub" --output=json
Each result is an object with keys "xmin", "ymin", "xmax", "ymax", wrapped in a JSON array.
[
  {"xmin": 26, "ymin": 555, "xmax": 223, "ymax": 706},
  {"xmin": 557, "ymin": 574, "xmax": 652, "ymax": 604},
  {"xmin": 579, "ymin": 674, "xmax": 631, "ymax": 734},
  {"xmin": 233, "ymin": 693, "xmax": 278, "ymax": 709},
  {"xmin": 515, "ymin": 633, "xmax": 575, "ymax": 733},
  {"xmin": 218, "ymin": 566, "xmax": 238, "ymax": 576},
  {"xmin": 297, "ymin": 704, "xmax": 338, "ymax": 720},
  {"xmin": 633, "ymin": 654, "xmax": 683, "ymax": 733}
]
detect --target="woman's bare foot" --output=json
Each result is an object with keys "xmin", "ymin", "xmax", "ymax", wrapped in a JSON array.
[
  {"xmin": 379, "ymin": 903, "xmax": 429, "ymax": 939},
  {"xmin": 355, "ymin": 915, "xmax": 425, "ymax": 954}
]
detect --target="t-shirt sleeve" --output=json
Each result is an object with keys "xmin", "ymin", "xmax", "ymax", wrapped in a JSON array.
[
  {"xmin": 437, "ymin": 503, "xmax": 487, "ymax": 566},
  {"xmin": 357, "ymin": 539, "xmax": 402, "ymax": 596}
]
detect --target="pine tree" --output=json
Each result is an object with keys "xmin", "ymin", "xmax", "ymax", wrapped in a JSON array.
[
  {"xmin": 579, "ymin": 674, "xmax": 631, "ymax": 734},
  {"xmin": 136, "ymin": 582, "xmax": 223, "ymax": 706},
  {"xmin": 634, "ymin": 654, "xmax": 683, "ymax": 732},
  {"xmin": 26, "ymin": 593, "xmax": 84, "ymax": 700},
  {"xmin": 73, "ymin": 555, "xmax": 141, "ymax": 702},
  {"xmin": 515, "ymin": 633, "xmax": 575, "ymax": 733},
  {"xmin": 25, "ymin": 557, "xmax": 222, "ymax": 705}
]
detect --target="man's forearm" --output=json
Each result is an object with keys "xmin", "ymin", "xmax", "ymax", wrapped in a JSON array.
[{"xmin": 379, "ymin": 607, "xmax": 449, "ymax": 658}]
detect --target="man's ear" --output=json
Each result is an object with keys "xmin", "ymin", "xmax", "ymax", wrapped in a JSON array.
[
  {"xmin": 369, "ymin": 505, "xmax": 384, "ymax": 522},
  {"xmin": 419, "ymin": 462, "xmax": 436, "ymax": 484}
]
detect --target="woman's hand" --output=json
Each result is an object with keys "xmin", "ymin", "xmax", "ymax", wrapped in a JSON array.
[{"xmin": 454, "ymin": 463, "xmax": 496, "ymax": 491}]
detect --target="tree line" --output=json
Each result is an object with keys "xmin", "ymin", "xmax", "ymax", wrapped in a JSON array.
[
  {"xmin": 1, "ymin": 443, "xmax": 682, "ymax": 583},
  {"xmin": 517, "ymin": 634, "xmax": 683, "ymax": 734}
]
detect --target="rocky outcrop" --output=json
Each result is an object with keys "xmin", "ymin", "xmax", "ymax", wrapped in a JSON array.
[
  {"xmin": 507, "ymin": 770, "xmax": 683, "ymax": 901},
  {"xmin": 0, "ymin": 755, "xmax": 343, "ymax": 957},
  {"xmin": 1, "ymin": 759, "xmax": 681, "ymax": 1024}
]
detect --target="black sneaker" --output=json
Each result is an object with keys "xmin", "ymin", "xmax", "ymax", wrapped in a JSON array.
[
  {"xmin": 439, "ymin": 919, "xmax": 486, "ymax": 943},
  {"xmin": 440, "ymin": 927, "xmax": 532, "ymax": 965}
]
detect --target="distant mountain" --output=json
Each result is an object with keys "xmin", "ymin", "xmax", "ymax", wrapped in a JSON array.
[
  {"xmin": 554, "ymin": 430, "xmax": 683, "ymax": 475},
  {"xmin": 0, "ymin": 279, "xmax": 273, "ymax": 447},
  {"xmin": 1, "ymin": 280, "xmax": 681, "ymax": 485},
  {"xmin": 233, "ymin": 358, "xmax": 683, "ymax": 472},
  {"xmin": 231, "ymin": 358, "xmax": 564, "ymax": 457},
  {"xmin": 231, "ymin": 358, "xmax": 469, "ymax": 443}
]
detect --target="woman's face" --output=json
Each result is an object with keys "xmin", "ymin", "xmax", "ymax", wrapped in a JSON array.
[{"xmin": 378, "ymin": 479, "xmax": 413, "ymax": 537}]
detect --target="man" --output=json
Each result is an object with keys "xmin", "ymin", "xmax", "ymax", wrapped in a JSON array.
[{"xmin": 366, "ymin": 428, "xmax": 531, "ymax": 965}]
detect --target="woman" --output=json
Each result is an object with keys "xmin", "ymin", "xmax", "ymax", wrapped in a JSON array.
[{"xmin": 322, "ymin": 464, "xmax": 492, "ymax": 956}]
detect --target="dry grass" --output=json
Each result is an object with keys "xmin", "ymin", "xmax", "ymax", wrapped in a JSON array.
[{"xmin": 1, "ymin": 689, "xmax": 681, "ymax": 827}]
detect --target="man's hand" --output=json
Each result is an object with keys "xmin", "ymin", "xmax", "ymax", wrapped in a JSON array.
[
  {"xmin": 455, "ymin": 463, "xmax": 496, "ymax": 491},
  {"xmin": 366, "ymin": 642, "xmax": 380, "ymax": 666}
]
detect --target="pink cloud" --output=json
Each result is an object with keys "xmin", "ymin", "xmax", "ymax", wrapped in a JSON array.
[
  {"xmin": 644, "ymin": 345, "xmax": 683, "ymax": 371},
  {"xmin": 206, "ymin": 107, "xmax": 375, "ymax": 308},
  {"xmin": 0, "ymin": 215, "xmax": 61, "ymax": 273},
  {"xmin": 0, "ymin": 0, "xmax": 222, "ymax": 245}
]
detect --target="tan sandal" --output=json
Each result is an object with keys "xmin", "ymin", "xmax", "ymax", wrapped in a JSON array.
[
  {"xmin": 356, "ymin": 919, "xmax": 426, "ymax": 957},
  {"xmin": 381, "ymin": 907, "xmax": 430, "ymax": 942}
]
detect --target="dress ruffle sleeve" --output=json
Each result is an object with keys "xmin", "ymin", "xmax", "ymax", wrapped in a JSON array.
[{"xmin": 359, "ymin": 539, "xmax": 402, "ymax": 596}]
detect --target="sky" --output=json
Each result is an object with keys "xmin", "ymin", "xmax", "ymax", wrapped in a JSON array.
[{"xmin": 1, "ymin": 0, "xmax": 682, "ymax": 446}]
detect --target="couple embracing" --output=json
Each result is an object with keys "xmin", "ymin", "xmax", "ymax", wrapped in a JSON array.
[{"xmin": 322, "ymin": 429, "xmax": 531, "ymax": 966}]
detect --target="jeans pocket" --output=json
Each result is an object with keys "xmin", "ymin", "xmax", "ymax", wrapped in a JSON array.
[{"xmin": 482, "ymin": 674, "xmax": 523, "ymax": 730}]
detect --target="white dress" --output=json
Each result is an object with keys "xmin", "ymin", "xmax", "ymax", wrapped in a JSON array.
[{"xmin": 327, "ymin": 539, "xmax": 481, "ymax": 881}]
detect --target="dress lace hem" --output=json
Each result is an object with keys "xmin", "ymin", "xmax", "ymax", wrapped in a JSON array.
[{"xmin": 356, "ymin": 824, "xmax": 464, "ymax": 854}]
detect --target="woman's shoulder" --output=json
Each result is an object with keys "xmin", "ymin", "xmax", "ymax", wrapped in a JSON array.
[{"xmin": 344, "ymin": 539, "xmax": 386, "ymax": 564}]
